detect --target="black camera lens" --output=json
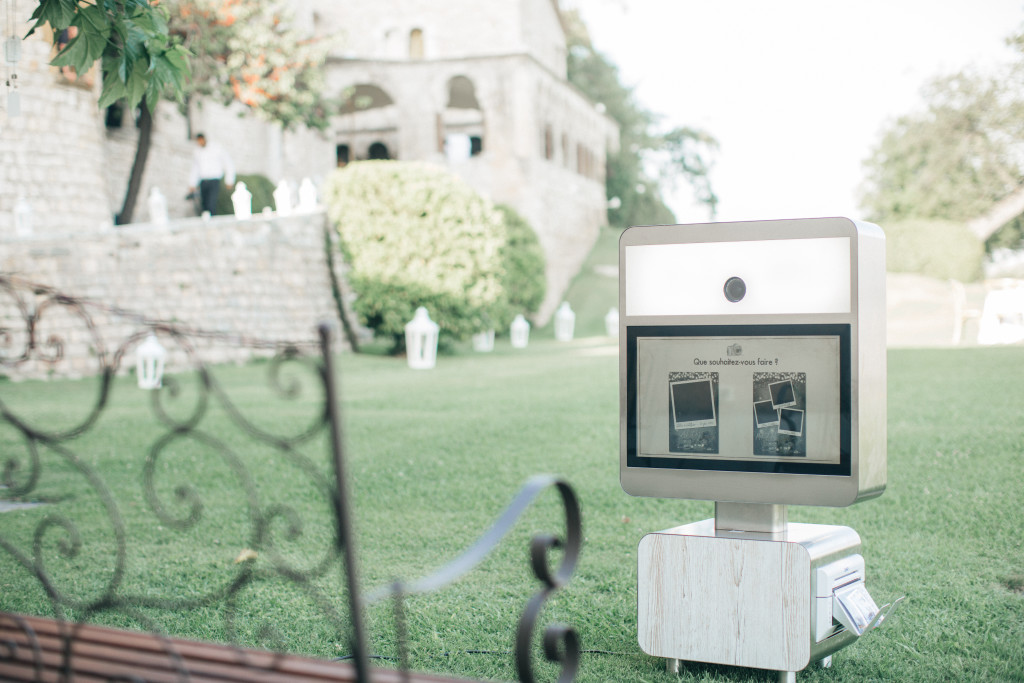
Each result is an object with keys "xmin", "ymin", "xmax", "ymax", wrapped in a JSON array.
[{"xmin": 724, "ymin": 276, "xmax": 746, "ymax": 302}]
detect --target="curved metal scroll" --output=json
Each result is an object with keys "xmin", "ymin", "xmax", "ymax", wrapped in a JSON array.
[
  {"xmin": 0, "ymin": 275, "xmax": 584, "ymax": 683},
  {"xmin": 0, "ymin": 276, "xmax": 351, "ymax": 679},
  {"xmin": 364, "ymin": 476, "xmax": 583, "ymax": 683}
]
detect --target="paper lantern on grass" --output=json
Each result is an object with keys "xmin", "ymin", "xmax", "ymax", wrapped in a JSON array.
[
  {"xmin": 510, "ymin": 314, "xmax": 530, "ymax": 348},
  {"xmin": 554, "ymin": 301, "xmax": 575, "ymax": 342},
  {"xmin": 472, "ymin": 329, "xmax": 495, "ymax": 352},
  {"xmin": 136, "ymin": 334, "xmax": 166, "ymax": 389},
  {"xmin": 605, "ymin": 307, "xmax": 619, "ymax": 338},
  {"xmin": 405, "ymin": 307, "xmax": 440, "ymax": 369}
]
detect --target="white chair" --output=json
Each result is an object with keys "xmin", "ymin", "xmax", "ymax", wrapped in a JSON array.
[
  {"xmin": 949, "ymin": 279, "xmax": 981, "ymax": 345},
  {"xmin": 977, "ymin": 279, "xmax": 1024, "ymax": 345}
]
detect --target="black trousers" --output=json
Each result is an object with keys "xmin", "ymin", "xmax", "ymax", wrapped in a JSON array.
[{"xmin": 198, "ymin": 178, "xmax": 221, "ymax": 215}]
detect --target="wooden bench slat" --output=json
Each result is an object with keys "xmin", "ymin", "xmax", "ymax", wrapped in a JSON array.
[{"xmin": 2, "ymin": 613, "xmax": 475, "ymax": 682}]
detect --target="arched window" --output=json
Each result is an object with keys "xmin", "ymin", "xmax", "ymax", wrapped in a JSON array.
[
  {"xmin": 446, "ymin": 76, "xmax": 480, "ymax": 110},
  {"xmin": 340, "ymin": 84, "xmax": 395, "ymax": 114},
  {"xmin": 368, "ymin": 142, "xmax": 391, "ymax": 160},
  {"xmin": 544, "ymin": 125, "xmax": 553, "ymax": 160},
  {"xmin": 336, "ymin": 144, "xmax": 350, "ymax": 166},
  {"xmin": 441, "ymin": 75, "xmax": 484, "ymax": 158},
  {"xmin": 409, "ymin": 28, "xmax": 424, "ymax": 59}
]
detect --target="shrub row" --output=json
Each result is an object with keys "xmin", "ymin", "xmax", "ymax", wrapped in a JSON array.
[{"xmin": 322, "ymin": 161, "xmax": 545, "ymax": 350}]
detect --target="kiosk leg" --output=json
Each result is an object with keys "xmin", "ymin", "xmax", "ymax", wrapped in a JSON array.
[
  {"xmin": 666, "ymin": 658, "xmax": 681, "ymax": 675},
  {"xmin": 778, "ymin": 671, "xmax": 796, "ymax": 683}
]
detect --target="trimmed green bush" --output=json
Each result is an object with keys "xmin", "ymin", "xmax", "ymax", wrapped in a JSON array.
[
  {"xmin": 323, "ymin": 161, "xmax": 545, "ymax": 350},
  {"xmin": 885, "ymin": 218, "xmax": 984, "ymax": 282},
  {"xmin": 494, "ymin": 204, "xmax": 546, "ymax": 330},
  {"xmin": 214, "ymin": 173, "xmax": 276, "ymax": 216}
]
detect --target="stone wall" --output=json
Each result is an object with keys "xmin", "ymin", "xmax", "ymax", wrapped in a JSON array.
[
  {"xmin": 0, "ymin": 212, "xmax": 347, "ymax": 381},
  {"xmin": 0, "ymin": 32, "xmax": 113, "ymax": 235}
]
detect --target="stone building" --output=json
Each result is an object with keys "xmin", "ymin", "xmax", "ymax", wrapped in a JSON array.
[
  {"xmin": 1, "ymin": 0, "xmax": 617, "ymax": 324},
  {"xmin": 311, "ymin": 0, "xmax": 619, "ymax": 320}
]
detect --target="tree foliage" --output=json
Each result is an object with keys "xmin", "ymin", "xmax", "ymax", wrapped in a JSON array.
[
  {"xmin": 166, "ymin": 0, "xmax": 335, "ymax": 130},
  {"xmin": 861, "ymin": 71, "xmax": 1024, "ymax": 223},
  {"xmin": 860, "ymin": 25, "xmax": 1024, "ymax": 250},
  {"xmin": 561, "ymin": 7, "xmax": 718, "ymax": 228},
  {"xmin": 28, "ymin": 0, "xmax": 190, "ymax": 111}
]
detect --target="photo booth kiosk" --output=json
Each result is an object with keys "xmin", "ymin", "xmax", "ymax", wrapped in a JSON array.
[{"xmin": 619, "ymin": 218, "xmax": 901, "ymax": 681}]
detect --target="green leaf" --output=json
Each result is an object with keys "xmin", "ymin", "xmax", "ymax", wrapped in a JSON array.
[
  {"xmin": 98, "ymin": 68, "xmax": 128, "ymax": 109},
  {"xmin": 75, "ymin": 4, "xmax": 111, "ymax": 37},
  {"xmin": 50, "ymin": 35, "xmax": 91, "ymax": 70},
  {"xmin": 164, "ymin": 45, "xmax": 192, "ymax": 76},
  {"xmin": 30, "ymin": 0, "xmax": 77, "ymax": 32},
  {"xmin": 55, "ymin": 5, "xmax": 112, "ymax": 66},
  {"xmin": 123, "ymin": 57, "xmax": 150, "ymax": 109}
]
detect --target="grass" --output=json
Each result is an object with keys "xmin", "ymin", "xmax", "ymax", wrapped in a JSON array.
[
  {"xmin": 1, "ymin": 234, "xmax": 1022, "ymax": 681},
  {"xmin": 3, "ymin": 339, "xmax": 1023, "ymax": 681}
]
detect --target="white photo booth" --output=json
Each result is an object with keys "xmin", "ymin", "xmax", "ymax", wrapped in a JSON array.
[{"xmin": 618, "ymin": 218, "xmax": 901, "ymax": 681}]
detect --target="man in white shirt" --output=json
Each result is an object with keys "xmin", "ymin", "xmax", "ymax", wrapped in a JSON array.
[{"xmin": 188, "ymin": 133, "xmax": 236, "ymax": 215}]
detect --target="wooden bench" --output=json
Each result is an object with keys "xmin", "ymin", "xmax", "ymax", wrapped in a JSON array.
[{"xmin": 0, "ymin": 613, "xmax": 469, "ymax": 682}]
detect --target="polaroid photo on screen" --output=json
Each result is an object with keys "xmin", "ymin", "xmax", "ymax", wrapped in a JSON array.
[
  {"xmin": 753, "ymin": 399, "xmax": 779, "ymax": 428},
  {"xmin": 769, "ymin": 379, "xmax": 798, "ymax": 410},
  {"xmin": 778, "ymin": 407, "xmax": 804, "ymax": 436},
  {"xmin": 670, "ymin": 378, "xmax": 717, "ymax": 430}
]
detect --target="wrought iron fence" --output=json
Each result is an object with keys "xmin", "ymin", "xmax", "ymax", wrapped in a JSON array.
[{"xmin": 0, "ymin": 274, "xmax": 581, "ymax": 682}]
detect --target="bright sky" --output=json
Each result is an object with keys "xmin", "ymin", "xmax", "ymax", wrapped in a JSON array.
[{"xmin": 575, "ymin": 0, "xmax": 1023, "ymax": 225}]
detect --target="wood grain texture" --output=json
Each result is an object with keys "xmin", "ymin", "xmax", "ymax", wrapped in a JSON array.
[{"xmin": 638, "ymin": 530, "xmax": 811, "ymax": 671}]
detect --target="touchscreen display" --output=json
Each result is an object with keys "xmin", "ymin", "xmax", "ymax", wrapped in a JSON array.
[{"xmin": 627, "ymin": 325, "xmax": 851, "ymax": 475}]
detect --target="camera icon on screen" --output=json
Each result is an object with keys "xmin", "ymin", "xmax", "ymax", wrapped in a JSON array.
[{"xmin": 727, "ymin": 344, "xmax": 743, "ymax": 357}]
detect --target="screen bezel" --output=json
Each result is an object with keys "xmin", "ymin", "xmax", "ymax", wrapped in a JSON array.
[{"xmin": 625, "ymin": 324, "xmax": 852, "ymax": 476}]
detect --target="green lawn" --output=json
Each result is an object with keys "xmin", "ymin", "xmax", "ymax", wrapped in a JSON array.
[{"xmin": 3, "ymin": 335, "xmax": 1022, "ymax": 682}]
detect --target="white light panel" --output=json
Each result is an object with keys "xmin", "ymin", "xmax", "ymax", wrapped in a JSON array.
[{"xmin": 625, "ymin": 237, "xmax": 851, "ymax": 317}]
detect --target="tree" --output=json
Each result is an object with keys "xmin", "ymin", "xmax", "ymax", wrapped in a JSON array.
[
  {"xmin": 860, "ymin": 25, "xmax": 1024, "ymax": 250},
  {"xmin": 28, "ymin": 0, "xmax": 190, "ymax": 111},
  {"xmin": 561, "ymin": 7, "xmax": 718, "ymax": 228},
  {"xmin": 167, "ymin": 0, "xmax": 334, "ymax": 131}
]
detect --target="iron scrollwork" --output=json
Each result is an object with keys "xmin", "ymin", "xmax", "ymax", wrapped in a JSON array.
[
  {"xmin": 364, "ymin": 475, "xmax": 583, "ymax": 683},
  {"xmin": 0, "ymin": 274, "xmax": 583, "ymax": 683}
]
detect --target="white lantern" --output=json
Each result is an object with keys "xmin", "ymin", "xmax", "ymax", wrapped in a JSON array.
[
  {"xmin": 231, "ymin": 181, "xmax": 252, "ymax": 219},
  {"xmin": 472, "ymin": 329, "xmax": 495, "ymax": 352},
  {"xmin": 273, "ymin": 179, "xmax": 292, "ymax": 216},
  {"xmin": 4, "ymin": 36, "xmax": 22, "ymax": 65},
  {"xmin": 148, "ymin": 187, "xmax": 168, "ymax": 225},
  {"xmin": 404, "ymin": 307, "xmax": 439, "ymax": 369},
  {"xmin": 14, "ymin": 196, "xmax": 32, "ymax": 236},
  {"xmin": 510, "ymin": 314, "xmax": 530, "ymax": 349},
  {"xmin": 554, "ymin": 301, "xmax": 576, "ymax": 342},
  {"xmin": 136, "ymin": 334, "xmax": 166, "ymax": 389},
  {"xmin": 298, "ymin": 178, "xmax": 317, "ymax": 212},
  {"xmin": 604, "ymin": 307, "xmax": 619, "ymax": 338}
]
